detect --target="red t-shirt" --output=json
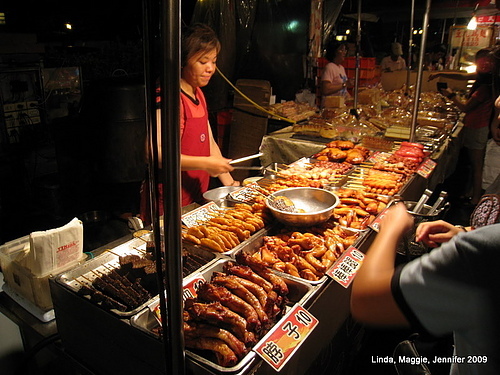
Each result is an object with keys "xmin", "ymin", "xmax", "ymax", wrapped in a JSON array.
[{"xmin": 463, "ymin": 85, "xmax": 494, "ymax": 129}]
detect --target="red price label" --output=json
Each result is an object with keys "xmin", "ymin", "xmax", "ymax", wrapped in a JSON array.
[
  {"xmin": 151, "ymin": 274, "xmax": 207, "ymax": 327},
  {"xmin": 369, "ymin": 206, "xmax": 390, "ymax": 232},
  {"xmin": 182, "ymin": 274, "xmax": 206, "ymax": 302},
  {"xmin": 254, "ymin": 304, "xmax": 318, "ymax": 371},
  {"xmin": 417, "ymin": 159, "xmax": 437, "ymax": 179},
  {"xmin": 326, "ymin": 246, "xmax": 364, "ymax": 288}
]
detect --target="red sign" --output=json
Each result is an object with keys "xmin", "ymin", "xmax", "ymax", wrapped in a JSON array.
[
  {"xmin": 326, "ymin": 246, "xmax": 364, "ymax": 288},
  {"xmin": 150, "ymin": 274, "xmax": 207, "ymax": 327},
  {"xmin": 182, "ymin": 274, "xmax": 206, "ymax": 302},
  {"xmin": 254, "ymin": 304, "xmax": 318, "ymax": 371},
  {"xmin": 417, "ymin": 159, "xmax": 437, "ymax": 179},
  {"xmin": 476, "ymin": 15, "xmax": 500, "ymax": 24}
]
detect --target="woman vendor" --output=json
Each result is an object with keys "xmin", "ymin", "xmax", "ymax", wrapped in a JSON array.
[
  {"xmin": 178, "ymin": 23, "xmax": 239, "ymax": 206},
  {"xmin": 141, "ymin": 24, "xmax": 238, "ymax": 222}
]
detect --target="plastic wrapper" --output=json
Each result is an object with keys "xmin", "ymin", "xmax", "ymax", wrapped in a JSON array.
[{"xmin": 26, "ymin": 217, "xmax": 84, "ymax": 277}]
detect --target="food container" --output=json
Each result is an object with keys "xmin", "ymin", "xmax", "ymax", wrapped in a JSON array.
[
  {"xmin": 265, "ymin": 187, "xmax": 339, "ymax": 227},
  {"xmin": 130, "ymin": 258, "xmax": 316, "ymax": 372},
  {"xmin": 54, "ymin": 233, "xmax": 216, "ymax": 317},
  {"xmin": 395, "ymin": 200, "xmax": 450, "ymax": 259},
  {"xmin": 203, "ymin": 186, "xmax": 241, "ymax": 204},
  {"xmin": 233, "ymin": 225, "xmax": 331, "ymax": 286},
  {"xmin": 0, "ymin": 235, "xmax": 86, "ymax": 315},
  {"xmin": 242, "ymin": 176, "xmax": 263, "ymax": 186}
]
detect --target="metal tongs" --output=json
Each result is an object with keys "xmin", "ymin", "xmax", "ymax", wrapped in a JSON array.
[
  {"xmin": 229, "ymin": 152, "xmax": 263, "ymax": 165},
  {"xmin": 229, "ymin": 152, "xmax": 264, "ymax": 170},
  {"xmin": 413, "ymin": 189, "xmax": 433, "ymax": 214},
  {"xmin": 427, "ymin": 191, "xmax": 448, "ymax": 216}
]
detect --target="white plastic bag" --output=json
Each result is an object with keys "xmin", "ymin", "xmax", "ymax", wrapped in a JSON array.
[{"xmin": 27, "ymin": 217, "xmax": 84, "ymax": 276}]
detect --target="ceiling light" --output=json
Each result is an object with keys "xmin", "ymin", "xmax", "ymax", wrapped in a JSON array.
[
  {"xmin": 467, "ymin": 15, "xmax": 477, "ymax": 30},
  {"xmin": 467, "ymin": 3, "xmax": 479, "ymax": 30}
]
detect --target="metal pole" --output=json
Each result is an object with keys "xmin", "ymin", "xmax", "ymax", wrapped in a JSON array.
[
  {"xmin": 353, "ymin": 0, "xmax": 361, "ymax": 114},
  {"xmin": 410, "ymin": 0, "xmax": 433, "ymax": 142},
  {"xmin": 406, "ymin": 0, "xmax": 415, "ymax": 94},
  {"xmin": 441, "ymin": 18, "xmax": 447, "ymax": 44},
  {"xmin": 159, "ymin": 0, "xmax": 185, "ymax": 372}
]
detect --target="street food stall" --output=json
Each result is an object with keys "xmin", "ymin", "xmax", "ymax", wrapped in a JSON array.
[{"xmin": 0, "ymin": 0, "xmax": 490, "ymax": 374}]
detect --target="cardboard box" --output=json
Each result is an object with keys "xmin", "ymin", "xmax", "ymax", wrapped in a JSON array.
[
  {"xmin": 323, "ymin": 96, "xmax": 345, "ymax": 108},
  {"xmin": 344, "ymin": 57, "xmax": 376, "ymax": 69}
]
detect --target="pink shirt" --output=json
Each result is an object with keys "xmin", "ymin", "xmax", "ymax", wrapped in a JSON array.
[{"xmin": 321, "ymin": 62, "xmax": 348, "ymax": 107}]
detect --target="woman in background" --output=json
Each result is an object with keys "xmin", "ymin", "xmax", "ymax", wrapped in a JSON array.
[{"xmin": 320, "ymin": 41, "xmax": 351, "ymax": 107}]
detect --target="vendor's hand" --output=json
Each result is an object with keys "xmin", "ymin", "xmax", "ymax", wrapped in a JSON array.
[
  {"xmin": 379, "ymin": 203, "xmax": 414, "ymax": 235},
  {"xmin": 225, "ymin": 180, "xmax": 240, "ymax": 187},
  {"xmin": 439, "ymin": 87, "xmax": 454, "ymax": 98},
  {"xmin": 205, "ymin": 156, "xmax": 234, "ymax": 177},
  {"xmin": 415, "ymin": 220, "xmax": 462, "ymax": 248}
]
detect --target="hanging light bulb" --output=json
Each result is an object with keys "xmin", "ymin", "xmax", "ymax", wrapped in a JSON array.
[
  {"xmin": 467, "ymin": 14, "xmax": 477, "ymax": 30},
  {"xmin": 467, "ymin": 3, "xmax": 479, "ymax": 30}
]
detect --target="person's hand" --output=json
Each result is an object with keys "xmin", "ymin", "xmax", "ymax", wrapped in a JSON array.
[
  {"xmin": 439, "ymin": 87, "xmax": 453, "ymax": 97},
  {"xmin": 415, "ymin": 220, "xmax": 462, "ymax": 248},
  {"xmin": 204, "ymin": 156, "xmax": 234, "ymax": 177},
  {"xmin": 379, "ymin": 202, "xmax": 414, "ymax": 235},
  {"xmin": 225, "ymin": 180, "xmax": 240, "ymax": 187}
]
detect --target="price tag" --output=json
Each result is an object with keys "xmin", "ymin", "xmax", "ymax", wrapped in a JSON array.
[
  {"xmin": 326, "ymin": 246, "xmax": 364, "ymax": 288},
  {"xmin": 368, "ymin": 206, "xmax": 390, "ymax": 232},
  {"xmin": 367, "ymin": 151, "xmax": 391, "ymax": 163},
  {"xmin": 416, "ymin": 158, "xmax": 437, "ymax": 178},
  {"xmin": 150, "ymin": 273, "xmax": 207, "ymax": 327},
  {"xmin": 254, "ymin": 304, "xmax": 318, "ymax": 372},
  {"xmin": 229, "ymin": 184, "xmax": 260, "ymax": 202},
  {"xmin": 182, "ymin": 274, "xmax": 206, "ymax": 302},
  {"xmin": 181, "ymin": 202, "xmax": 220, "ymax": 227}
]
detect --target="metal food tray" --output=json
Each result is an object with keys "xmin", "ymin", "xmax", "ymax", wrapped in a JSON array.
[
  {"xmin": 55, "ymin": 233, "xmax": 217, "ymax": 318},
  {"xmin": 233, "ymin": 225, "xmax": 349, "ymax": 286},
  {"xmin": 130, "ymin": 258, "xmax": 316, "ymax": 373},
  {"xmin": 185, "ymin": 226, "xmax": 269, "ymax": 258},
  {"xmin": 262, "ymin": 157, "xmax": 355, "ymax": 188}
]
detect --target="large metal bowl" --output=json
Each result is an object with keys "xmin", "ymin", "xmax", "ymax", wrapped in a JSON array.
[
  {"xmin": 203, "ymin": 186, "xmax": 240, "ymax": 203},
  {"xmin": 265, "ymin": 187, "xmax": 339, "ymax": 227}
]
